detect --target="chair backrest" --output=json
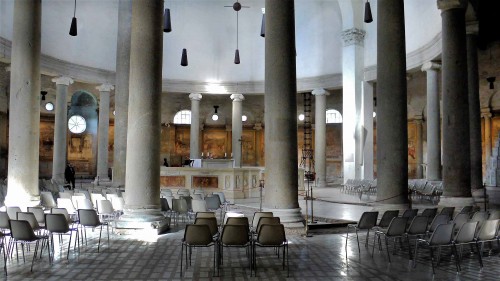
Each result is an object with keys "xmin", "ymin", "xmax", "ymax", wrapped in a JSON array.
[
  {"xmin": 0, "ymin": 212, "xmax": 10, "ymax": 229},
  {"xmin": 160, "ymin": 198, "xmax": 170, "ymax": 212},
  {"xmin": 97, "ymin": 200, "xmax": 114, "ymax": 215},
  {"xmin": 90, "ymin": 193, "xmax": 106, "ymax": 207},
  {"xmin": 40, "ymin": 191, "xmax": 57, "ymax": 208},
  {"xmin": 76, "ymin": 198, "xmax": 94, "ymax": 210},
  {"xmin": 256, "ymin": 216, "xmax": 281, "ymax": 234},
  {"xmin": 57, "ymin": 198, "xmax": 77, "ymax": 214},
  {"xmin": 205, "ymin": 196, "xmax": 221, "ymax": 210},
  {"xmin": 257, "ymin": 224, "xmax": 286, "ymax": 246},
  {"xmin": 51, "ymin": 208, "xmax": 71, "ymax": 222},
  {"xmin": 16, "ymin": 212, "xmax": 40, "ymax": 230},
  {"xmin": 6, "ymin": 206, "xmax": 22, "ymax": 220},
  {"xmin": 421, "ymin": 208, "xmax": 438, "ymax": 222},
  {"xmin": 476, "ymin": 219, "xmax": 500, "ymax": 240},
  {"xmin": 111, "ymin": 197, "xmax": 125, "ymax": 211},
  {"xmin": 429, "ymin": 214, "xmax": 450, "ymax": 232},
  {"xmin": 27, "ymin": 207, "xmax": 45, "ymax": 225},
  {"xmin": 59, "ymin": 192, "xmax": 72, "ymax": 199},
  {"xmin": 105, "ymin": 193, "xmax": 119, "ymax": 202},
  {"xmin": 459, "ymin": 205, "xmax": 474, "ymax": 215},
  {"xmin": 9, "ymin": 219, "xmax": 38, "ymax": 241},
  {"xmin": 401, "ymin": 209, "xmax": 418, "ymax": 220},
  {"xmin": 213, "ymin": 192, "xmax": 227, "ymax": 204},
  {"xmin": 192, "ymin": 199, "xmax": 207, "ymax": 213},
  {"xmin": 191, "ymin": 194, "xmax": 203, "ymax": 200},
  {"xmin": 71, "ymin": 194, "xmax": 86, "ymax": 207},
  {"xmin": 173, "ymin": 198, "xmax": 188, "ymax": 214},
  {"xmin": 194, "ymin": 217, "xmax": 218, "ymax": 236},
  {"xmin": 386, "ymin": 217, "xmax": 408, "ymax": 236},
  {"xmin": 252, "ymin": 212, "xmax": 274, "ymax": 229},
  {"xmin": 223, "ymin": 212, "xmax": 245, "ymax": 225},
  {"xmin": 471, "ymin": 211, "xmax": 489, "ymax": 223},
  {"xmin": 221, "ymin": 224, "xmax": 250, "ymax": 246},
  {"xmin": 454, "ymin": 221, "xmax": 478, "ymax": 243},
  {"xmin": 378, "ymin": 210, "xmax": 399, "ymax": 228},
  {"xmin": 429, "ymin": 223, "xmax": 454, "ymax": 246},
  {"xmin": 180, "ymin": 196, "xmax": 192, "ymax": 211},
  {"xmin": 439, "ymin": 207, "xmax": 455, "ymax": 220},
  {"xmin": 226, "ymin": 217, "xmax": 249, "ymax": 227},
  {"xmin": 195, "ymin": 212, "xmax": 216, "ymax": 219},
  {"xmin": 178, "ymin": 189, "xmax": 190, "ymax": 196},
  {"xmin": 489, "ymin": 210, "xmax": 500, "ymax": 220},
  {"xmin": 45, "ymin": 213, "xmax": 70, "ymax": 233},
  {"xmin": 407, "ymin": 216, "xmax": 428, "ymax": 235},
  {"xmin": 452, "ymin": 213, "xmax": 470, "ymax": 233},
  {"xmin": 78, "ymin": 209, "xmax": 100, "ymax": 227},
  {"xmin": 184, "ymin": 224, "xmax": 213, "ymax": 245},
  {"xmin": 357, "ymin": 211, "xmax": 379, "ymax": 229}
]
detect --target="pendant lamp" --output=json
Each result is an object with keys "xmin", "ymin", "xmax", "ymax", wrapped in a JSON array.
[
  {"xmin": 364, "ymin": 0, "xmax": 373, "ymax": 23},
  {"xmin": 163, "ymin": 8, "xmax": 172, "ymax": 32},
  {"xmin": 181, "ymin": 48, "xmax": 188, "ymax": 66},
  {"xmin": 260, "ymin": 8, "xmax": 265, "ymax": 37},
  {"xmin": 69, "ymin": 0, "xmax": 78, "ymax": 36}
]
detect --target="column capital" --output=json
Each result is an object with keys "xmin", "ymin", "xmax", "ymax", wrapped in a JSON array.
[
  {"xmin": 230, "ymin": 94, "xmax": 245, "ymax": 101},
  {"xmin": 421, "ymin": 61, "xmax": 442, "ymax": 72},
  {"xmin": 413, "ymin": 115, "xmax": 424, "ymax": 123},
  {"xmin": 340, "ymin": 28, "xmax": 366, "ymax": 47},
  {"xmin": 225, "ymin": 124, "xmax": 232, "ymax": 132},
  {"xmin": 481, "ymin": 107, "xmax": 492, "ymax": 118},
  {"xmin": 437, "ymin": 0, "xmax": 467, "ymax": 11},
  {"xmin": 96, "ymin": 83, "xmax": 114, "ymax": 92},
  {"xmin": 189, "ymin": 93, "xmax": 202, "ymax": 101},
  {"xmin": 253, "ymin": 122, "xmax": 263, "ymax": 130},
  {"xmin": 52, "ymin": 76, "xmax": 74, "ymax": 86},
  {"xmin": 312, "ymin": 88, "xmax": 328, "ymax": 96},
  {"xmin": 466, "ymin": 21, "xmax": 479, "ymax": 35}
]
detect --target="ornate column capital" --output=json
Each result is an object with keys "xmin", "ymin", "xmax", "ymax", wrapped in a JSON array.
[
  {"xmin": 421, "ymin": 61, "xmax": 442, "ymax": 72},
  {"xmin": 340, "ymin": 28, "xmax": 366, "ymax": 47},
  {"xmin": 437, "ymin": 0, "xmax": 467, "ymax": 11},
  {"xmin": 230, "ymin": 94, "xmax": 245, "ymax": 101},
  {"xmin": 52, "ymin": 76, "xmax": 74, "ymax": 86},
  {"xmin": 253, "ymin": 122, "xmax": 263, "ymax": 130},
  {"xmin": 481, "ymin": 107, "xmax": 492, "ymax": 118},
  {"xmin": 466, "ymin": 21, "xmax": 479, "ymax": 35},
  {"xmin": 312, "ymin": 88, "xmax": 328, "ymax": 96},
  {"xmin": 413, "ymin": 115, "xmax": 424, "ymax": 123},
  {"xmin": 96, "ymin": 83, "xmax": 114, "ymax": 92},
  {"xmin": 189, "ymin": 93, "xmax": 202, "ymax": 101}
]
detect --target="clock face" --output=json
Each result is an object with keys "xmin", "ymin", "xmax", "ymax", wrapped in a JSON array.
[
  {"xmin": 45, "ymin": 102, "xmax": 54, "ymax": 111},
  {"xmin": 68, "ymin": 115, "xmax": 86, "ymax": 134}
]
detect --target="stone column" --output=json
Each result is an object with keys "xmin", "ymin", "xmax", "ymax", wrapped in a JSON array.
[
  {"xmin": 414, "ymin": 116, "xmax": 424, "ymax": 178},
  {"xmin": 312, "ymin": 88, "xmax": 327, "ymax": 188},
  {"xmin": 51, "ymin": 77, "xmax": 74, "ymax": 183},
  {"xmin": 376, "ymin": 0, "xmax": 408, "ymax": 204},
  {"xmin": 5, "ymin": 0, "xmax": 41, "ymax": 207},
  {"xmin": 96, "ymin": 84, "xmax": 114, "ymax": 182},
  {"xmin": 467, "ymin": 22, "xmax": 482, "ymax": 190},
  {"xmin": 117, "ymin": 0, "xmax": 167, "ymax": 233},
  {"xmin": 113, "ymin": 0, "xmax": 132, "ymax": 188},
  {"xmin": 422, "ymin": 62, "xmax": 442, "ymax": 181},
  {"xmin": 482, "ymin": 109, "xmax": 492, "ymax": 165},
  {"xmin": 0, "ymin": 87, "xmax": 9, "ymax": 178},
  {"xmin": 189, "ymin": 93, "xmax": 202, "ymax": 159},
  {"xmin": 438, "ymin": 0, "xmax": 472, "ymax": 198},
  {"xmin": 231, "ymin": 94, "xmax": 244, "ymax": 167},
  {"xmin": 254, "ymin": 123, "xmax": 263, "ymax": 166},
  {"xmin": 362, "ymin": 81, "xmax": 374, "ymax": 180},
  {"xmin": 341, "ymin": 27, "xmax": 365, "ymax": 182},
  {"xmin": 264, "ymin": 0, "xmax": 303, "ymax": 226}
]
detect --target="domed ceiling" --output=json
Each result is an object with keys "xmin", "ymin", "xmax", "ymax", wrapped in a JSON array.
[{"xmin": 0, "ymin": 0, "xmax": 442, "ymax": 87}]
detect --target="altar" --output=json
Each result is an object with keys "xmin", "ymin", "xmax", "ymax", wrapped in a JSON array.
[{"xmin": 191, "ymin": 159, "xmax": 235, "ymax": 168}]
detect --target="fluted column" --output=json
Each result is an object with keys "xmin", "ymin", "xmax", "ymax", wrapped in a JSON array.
[
  {"xmin": 467, "ymin": 22, "xmax": 482, "ymax": 190},
  {"xmin": 189, "ymin": 93, "xmax": 202, "ymax": 159},
  {"xmin": 5, "ymin": 0, "xmax": 41, "ymax": 208},
  {"xmin": 312, "ymin": 88, "xmax": 327, "ymax": 188},
  {"xmin": 113, "ymin": 0, "xmax": 132, "ymax": 188},
  {"xmin": 438, "ymin": 0, "xmax": 471, "ymax": 198},
  {"xmin": 482, "ymin": 109, "xmax": 492, "ymax": 165},
  {"xmin": 264, "ymin": 0, "xmax": 303, "ymax": 226},
  {"xmin": 96, "ymin": 84, "xmax": 114, "ymax": 181},
  {"xmin": 376, "ymin": 0, "xmax": 408, "ymax": 203},
  {"xmin": 414, "ymin": 116, "xmax": 424, "ymax": 178},
  {"xmin": 51, "ymin": 77, "xmax": 74, "ymax": 183},
  {"xmin": 117, "ymin": 0, "xmax": 167, "ymax": 232},
  {"xmin": 422, "ymin": 62, "xmax": 442, "ymax": 180},
  {"xmin": 231, "ymin": 94, "xmax": 244, "ymax": 167}
]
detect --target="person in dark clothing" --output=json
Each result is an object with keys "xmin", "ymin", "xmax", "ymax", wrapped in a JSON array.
[
  {"xmin": 163, "ymin": 158, "xmax": 169, "ymax": 167},
  {"xmin": 65, "ymin": 163, "xmax": 76, "ymax": 190}
]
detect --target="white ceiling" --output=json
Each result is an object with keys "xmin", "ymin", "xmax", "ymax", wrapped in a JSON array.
[{"xmin": 0, "ymin": 0, "xmax": 442, "ymax": 84}]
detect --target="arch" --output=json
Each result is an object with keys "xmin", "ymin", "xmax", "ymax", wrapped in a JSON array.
[
  {"xmin": 70, "ymin": 90, "xmax": 98, "ymax": 107},
  {"xmin": 173, "ymin": 110, "xmax": 192, "ymax": 124},
  {"xmin": 326, "ymin": 109, "xmax": 343, "ymax": 123}
]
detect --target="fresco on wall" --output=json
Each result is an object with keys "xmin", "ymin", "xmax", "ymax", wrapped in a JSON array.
[
  {"xmin": 174, "ymin": 127, "xmax": 190, "ymax": 158},
  {"xmin": 39, "ymin": 121, "xmax": 54, "ymax": 160},
  {"xmin": 326, "ymin": 124, "xmax": 342, "ymax": 159},
  {"xmin": 108, "ymin": 125, "xmax": 114, "ymax": 164},
  {"xmin": 241, "ymin": 130, "xmax": 256, "ymax": 165},
  {"xmin": 193, "ymin": 176, "xmax": 218, "ymax": 188},
  {"xmin": 407, "ymin": 122, "xmax": 418, "ymax": 178},
  {"xmin": 68, "ymin": 134, "xmax": 93, "ymax": 161},
  {"xmin": 160, "ymin": 176, "xmax": 186, "ymax": 188},
  {"xmin": 202, "ymin": 129, "xmax": 227, "ymax": 159}
]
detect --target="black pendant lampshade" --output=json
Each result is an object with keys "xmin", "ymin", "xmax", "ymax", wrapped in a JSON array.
[
  {"xmin": 163, "ymin": 8, "xmax": 172, "ymax": 33},
  {"xmin": 487, "ymin": 77, "xmax": 496, "ymax": 90},
  {"xmin": 234, "ymin": 49, "xmax": 240, "ymax": 64},
  {"xmin": 41, "ymin": 91, "xmax": 47, "ymax": 101},
  {"xmin": 260, "ymin": 13, "xmax": 265, "ymax": 37},
  {"xmin": 69, "ymin": 0, "xmax": 78, "ymax": 36},
  {"xmin": 181, "ymin": 48, "xmax": 188, "ymax": 66},
  {"xmin": 364, "ymin": 1, "xmax": 373, "ymax": 23}
]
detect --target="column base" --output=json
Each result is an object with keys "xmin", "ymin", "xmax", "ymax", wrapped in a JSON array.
[
  {"xmin": 4, "ymin": 194, "xmax": 40, "ymax": 209},
  {"xmin": 115, "ymin": 209, "xmax": 170, "ymax": 235},
  {"xmin": 264, "ymin": 207, "xmax": 305, "ymax": 233}
]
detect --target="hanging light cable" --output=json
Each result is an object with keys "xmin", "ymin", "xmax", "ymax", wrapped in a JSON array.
[
  {"xmin": 364, "ymin": 0, "xmax": 373, "ymax": 23},
  {"xmin": 69, "ymin": 0, "xmax": 78, "ymax": 36},
  {"xmin": 234, "ymin": 11, "xmax": 240, "ymax": 64},
  {"xmin": 163, "ymin": 8, "xmax": 172, "ymax": 32}
]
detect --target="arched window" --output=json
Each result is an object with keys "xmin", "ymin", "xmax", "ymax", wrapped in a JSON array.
[
  {"xmin": 326, "ymin": 109, "xmax": 342, "ymax": 124},
  {"xmin": 173, "ymin": 110, "xmax": 191, "ymax": 124}
]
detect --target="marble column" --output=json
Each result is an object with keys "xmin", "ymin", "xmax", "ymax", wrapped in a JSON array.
[
  {"xmin": 422, "ymin": 62, "xmax": 442, "ymax": 181},
  {"xmin": 414, "ymin": 116, "xmax": 424, "ymax": 178},
  {"xmin": 0, "ymin": 88, "xmax": 8, "ymax": 178},
  {"xmin": 231, "ymin": 94, "xmax": 244, "ymax": 167},
  {"xmin": 5, "ymin": 0, "xmax": 41, "ymax": 207},
  {"xmin": 467, "ymin": 22, "xmax": 482, "ymax": 190},
  {"xmin": 113, "ymin": 0, "xmax": 132, "ymax": 188},
  {"xmin": 96, "ymin": 84, "xmax": 114, "ymax": 182},
  {"xmin": 362, "ymin": 81, "xmax": 374, "ymax": 180},
  {"xmin": 189, "ymin": 93, "xmax": 202, "ymax": 159},
  {"xmin": 117, "ymin": 0, "xmax": 167, "ymax": 233},
  {"xmin": 264, "ymin": 0, "xmax": 303, "ymax": 226},
  {"xmin": 482, "ymin": 109, "xmax": 492, "ymax": 165},
  {"xmin": 341, "ymin": 27, "xmax": 365, "ymax": 182},
  {"xmin": 376, "ymin": 0, "xmax": 408, "ymax": 204},
  {"xmin": 51, "ymin": 77, "xmax": 74, "ymax": 183},
  {"xmin": 438, "ymin": 0, "xmax": 472, "ymax": 198},
  {"xmin": 312, "ymin": 88, "xmax": 327, "ymax": 188},
  {"xmin": 254, "ymin": 123, "xmax": 263, "ymax": 166}
]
